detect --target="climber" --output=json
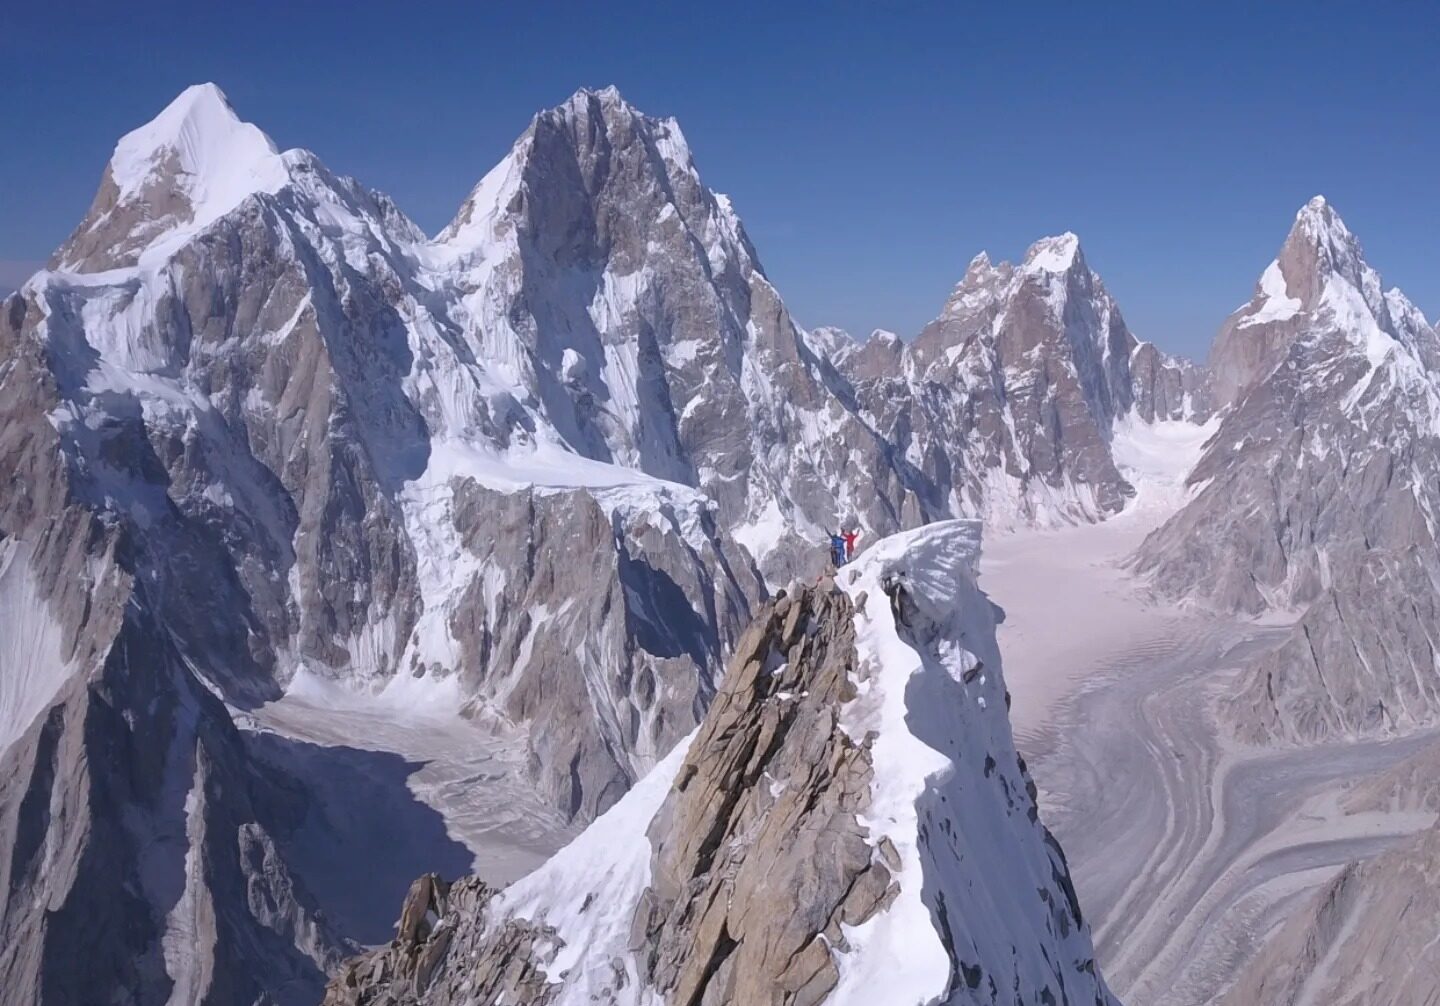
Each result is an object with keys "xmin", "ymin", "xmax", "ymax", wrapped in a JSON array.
[
  {"xmin": 842, "ymin": 527, "xmax": 860, "ymax": 561},
  {"xmin": 829, "ymin": 531, "xmax": 847, "ymax": 568}
]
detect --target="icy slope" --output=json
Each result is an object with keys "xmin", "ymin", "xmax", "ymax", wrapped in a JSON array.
[
  {"xmin": 325, "ymin": 521, "xmax": 1116, "ymax": 1006},
  {"xmin": 0, "ymin": 540, "xmax": 76, "ymax": 754},
  {"xmin": 830, "ymin": 522, "xmax": 1114, "ymax": 1004}
]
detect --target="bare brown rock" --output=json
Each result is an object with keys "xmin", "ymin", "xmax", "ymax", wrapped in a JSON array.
[{"xmin": 633, "ymin": 585, "xmax": 888, "ymax": 1006}]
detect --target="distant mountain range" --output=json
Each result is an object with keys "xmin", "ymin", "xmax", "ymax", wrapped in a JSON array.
[{"xmin": 2, "ymin": 83, "xmax": 1436, "ymax": 1005}]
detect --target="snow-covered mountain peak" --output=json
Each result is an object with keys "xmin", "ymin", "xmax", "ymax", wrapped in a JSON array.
[
  {"xmin": 933, "ymin": 252, "xmax": 1012, "ymax": 320},
  {"xmin": 931, "ymin": 233, "xmax": 1091, "ymax": 327},
  {"xmin": 1022, "ymin": 230, "xmax": 1083, "ymax": 275},
  {"xmin": 543, "ymin": 84, "xmax": 694, "ymax": 168},
  {"xmin": 1293, "ymin": 193, "xmax": 1345, "ymax": 236},
  {"xmin": 560, "ymin": 83, "xmax": 629, "ymax": 113},
  {"xmin": 54, "ymin": 83, "xmax": 295, "ymax": 271},
  {"xmin": 436, "ymin": 85, "xmax": 717, "ymax": 266},
  {"xmin": 1209, "ymin": 197, "xmax": 1407, "ymax": 406},
  {"xmin": 108, "ymin": 82, "xmax": 280, "ymax": 200},
  {"xmin": 1278, "ymin": 194, "xmax": 1369, "ymax": 297},
  {"xmin": 963, "ymin": 248, "xmax": 1009, "ymax": 281}
]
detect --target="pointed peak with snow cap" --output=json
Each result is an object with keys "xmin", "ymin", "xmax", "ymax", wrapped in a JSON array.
[
  {"xmin": 543, "ymin": 85, "xmax": 680, "ymax": 149},
  {"xmin": 559, "ymin": 84, "xmax": 630, "ymax": 113},
  {"xmin": 959, "ymin": 249, "xmax": 1011, "ymax": 286},
  {"xmin": 437, "ymin": 86, "xmax": 756, "ymax": 280},
  {"xmin": 533, "ymin": 84, "xmax": 699, "ymax": 176},
  {"xmin": 1210, "ymin": 195, "xmax": 1438, "ymax": 407},
  {"xmin": 55, "ymin": 83, "xmax": 292, "ymax": 271},
  {"xmin": 1022, "ymin": 231, "xmax": 1084, "ymax": 275},
  {"xmin": 933, "ymin": 250, "xmax": 1012, "ymax": 320},
  {"xmin": 108, "ymin": 84, "xmax": 281, "ymax": 201},
  {"xmin": 1275, "ymin": 194, "xmax": 1369, "ymax": 301}
]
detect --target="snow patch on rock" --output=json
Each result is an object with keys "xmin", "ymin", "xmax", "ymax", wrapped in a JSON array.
[
  {"xmin": 0, "ymin": 539, "xmax": 79, "ymax": 754},
  {"xmin": 1239, "ymin": 260, "xmax": 1302, "ymax": 328}
]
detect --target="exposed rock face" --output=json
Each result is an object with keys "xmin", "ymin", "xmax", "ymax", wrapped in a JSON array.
[
  {"xmin": 1207, "ymin": 196, "xmax": 1390, "ymax": 410},
  {"xmin": 1136, "ymin": 196, "xmax": 1440, "ymax": 614},
  {"xmin": 1226, "ymin": 546, "xmax": 1440, "ymax": 745},
  {"xmin": 323, "ymin": 523, "xmax": 1117, "ymax": 1006},
  {"xmin": 1129, "ymin": 341, "xmax": 1212, "ymax": 423},
  {"xmin": 18, "ymin": 82, "xmax": 765, "ymax": 824},
  {"xmin": 0, "ymin": 293, "xmax": 352, "ymax": 1004},
  {"xmin": 1235, "ymin": 827, "xmax": 1440, "ymax": 1006},
  {"xmin": 431, "ymin": 87, "xmax": 943, "ymax": 582},
  {"xmin": 4, "ymin": 80, "xmax": 1196, "ymax": 1001},
  {"xmin": 8, "ymin": 77, "xmax": 1209, "ymax": 846},
  {"xmin": 446, "ymin": 480, "xmax": 758, "ymax": 818},
  {"xmin": 324, "ymin": 875, "xmax": 559, "ymax": 1006},
  {"xmin": 1132, "ymin": 197, "xmax": 1440, "ymax": 745},
  {"xmin": 631, "ymin": 585, "xmax": 882, "ymax": 1006},
  {"xmin": 325, "ymin": 583, "xmax": 882, "ymax": 1006},
  {"xmin": 429, "ymin": 86, "xmax": 1215, "ymax": 574}
]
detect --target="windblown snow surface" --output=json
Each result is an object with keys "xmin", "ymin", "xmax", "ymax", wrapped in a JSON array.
[
  {"xmin": 476, "ymin": 521, "xmax": 1113, "ymax": 1005},
  {"xmin": 831, "ymin": 521, "xmax": 1110, "ymax": 1003}
]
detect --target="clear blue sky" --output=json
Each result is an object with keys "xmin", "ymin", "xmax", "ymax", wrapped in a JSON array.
[{"xmin": 3, "ymin": 0, "xmax": 1437, "ymax": 358}]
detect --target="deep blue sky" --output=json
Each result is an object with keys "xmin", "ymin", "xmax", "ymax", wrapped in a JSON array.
[{"xmin": 3, "ymin": 1, "xmax": 1437, "ymax": 358}]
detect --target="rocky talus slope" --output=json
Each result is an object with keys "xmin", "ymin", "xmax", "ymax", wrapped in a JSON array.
[
  {"xmin": 323, "ymin": 522, "xmax": 1117, "ymax": 1006},
  {"xmin": 1225, "ymin": 545, "xmax": 1440, "ymax": 744}
]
